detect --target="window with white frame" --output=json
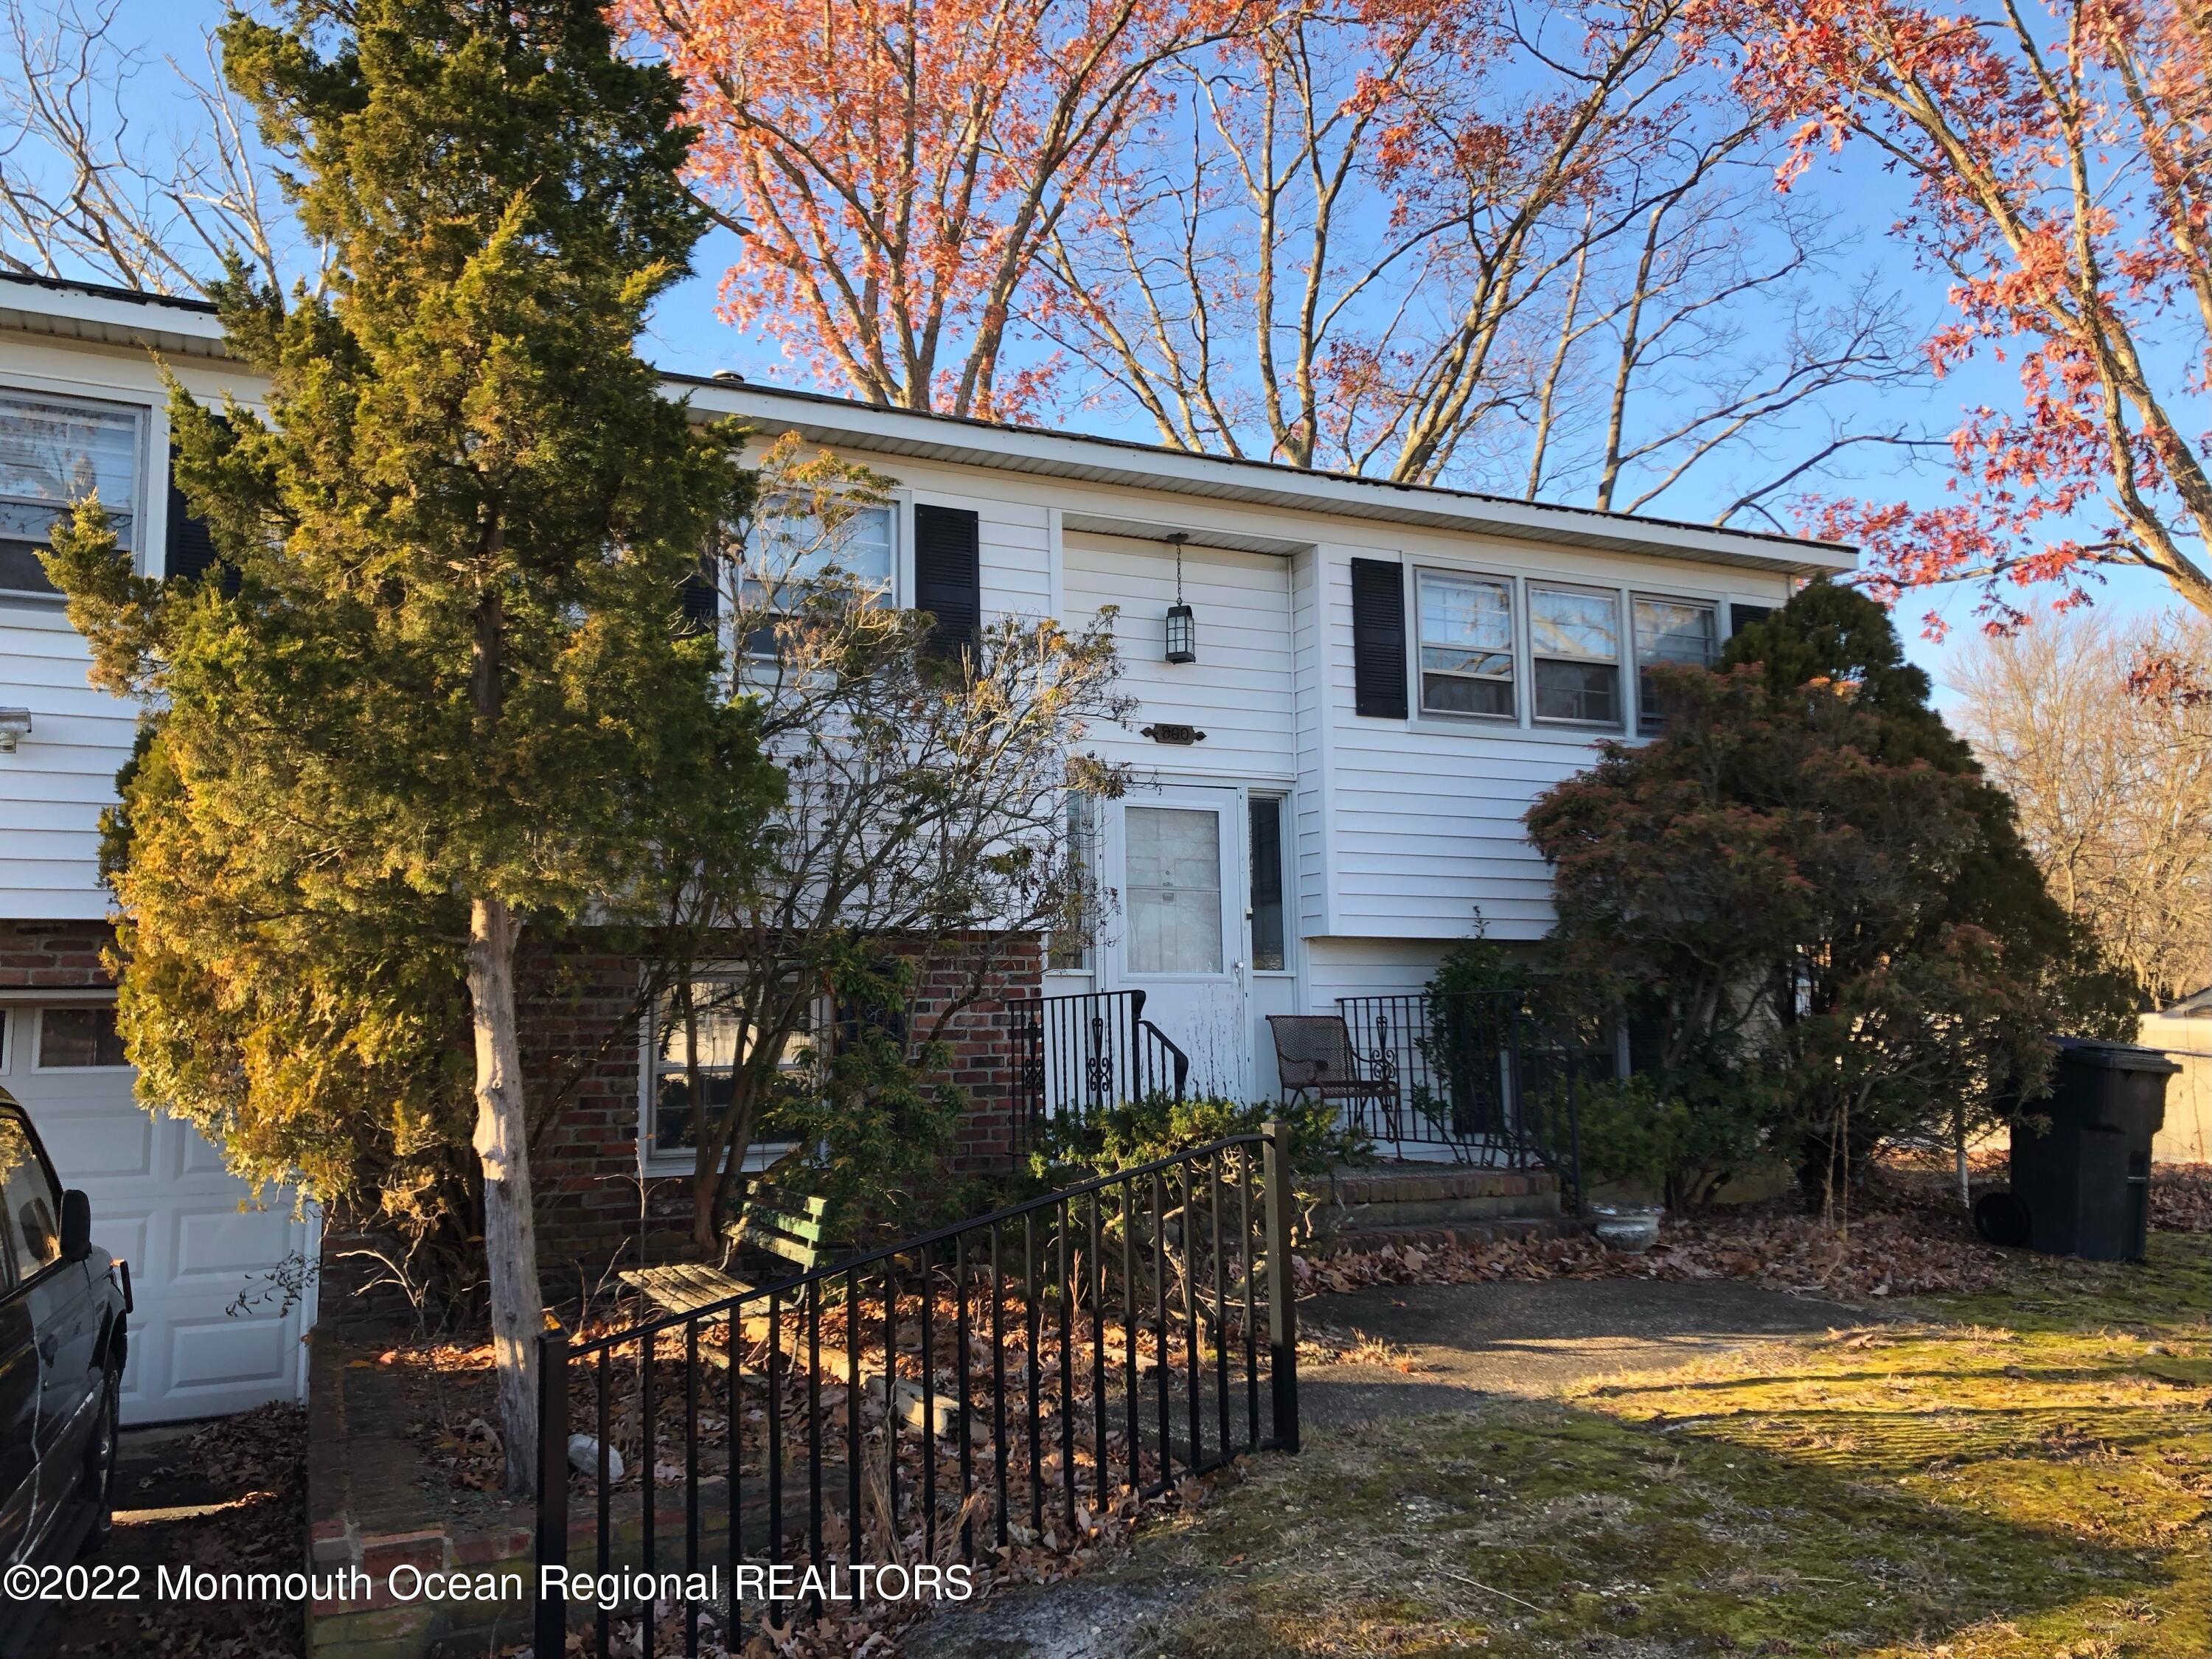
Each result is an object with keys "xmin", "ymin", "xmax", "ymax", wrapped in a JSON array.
[
  {"xmin": 36, "ymin": 1005, "xmax": 128, "ymax": 1068},
  {"xmin": 644, "ymin": 976, "xmax": 816, "ymax": 1162},
  {"xmin": 1632, "ymin": 596, "xmax": 1718, "ymax": 734},
  {"xmin": 1416, "ymin": 568, "xmax": 1516, "ymax": 718},
  {"xmin": 1529, "ymin": 584, "xmax": 1622, "ymax": 726},
  {"xmin": 1, "ymin": 392, "xmax": 143, "ymax": 599},
  {"xmin": 738, "ymin": 500, "xmax": 896, "ymax": 658}
]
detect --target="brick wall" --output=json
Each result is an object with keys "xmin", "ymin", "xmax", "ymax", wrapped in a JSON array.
[
  {"xmin": 0, "ymin": 914, "xmax": 1039, "ymax": 1284},
  {"xmin": 0, "ymin": 919, "xmax": 118, "ymax": 990},
  {"xmin": 520, "ymin": 930, "xmax": 1043, "ymax": 1275}
]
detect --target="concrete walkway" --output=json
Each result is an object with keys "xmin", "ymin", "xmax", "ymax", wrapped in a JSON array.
[{"xmin": 1296, "ymin": 1276, "xmax": 1874, "ymax": 1427}]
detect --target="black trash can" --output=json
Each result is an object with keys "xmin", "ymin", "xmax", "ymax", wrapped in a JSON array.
[{"xmin": 2003, "ymin": 1037, "xmax": 2179, "ymax": 1262}]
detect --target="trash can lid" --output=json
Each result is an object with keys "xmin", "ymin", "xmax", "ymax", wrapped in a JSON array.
[{"xmin": 2050, "ymin": 1035, "xmax": 2183, "ymax": 1074}]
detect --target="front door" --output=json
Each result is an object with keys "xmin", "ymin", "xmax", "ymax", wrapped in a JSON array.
[{"xmin": 1105, "ymin": 785, "xmax": 1248, "ymax": 1099}]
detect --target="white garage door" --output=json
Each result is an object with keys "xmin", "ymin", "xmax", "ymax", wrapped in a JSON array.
[{"xmin": 0, "ymin": 1001, "xmax": 318, "ymax": 1425}]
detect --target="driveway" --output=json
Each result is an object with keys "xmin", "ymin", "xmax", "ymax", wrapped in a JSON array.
[{"xmin": 1295, "ymin": 1276, "xmax": 1877, "ymax": 1427}]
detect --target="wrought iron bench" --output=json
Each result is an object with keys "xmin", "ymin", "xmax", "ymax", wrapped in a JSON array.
[{"xmin": 1266, "ymin": 1013, "xmax": 1399, "ymax": 1136}]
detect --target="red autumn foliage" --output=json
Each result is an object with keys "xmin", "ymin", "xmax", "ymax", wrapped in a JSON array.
[
  {"xmin": 1722, "ymin": 0, "xmax": 2212, "ymax": 630},
  {"xmin": 611, "ymin": 0, "xmax": 1254, "ymax": 418}
]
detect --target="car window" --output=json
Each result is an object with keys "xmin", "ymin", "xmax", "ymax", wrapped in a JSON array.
[{"xmin": 0, "ymin": 1112, "xmax": 61, "ymax": 1284}]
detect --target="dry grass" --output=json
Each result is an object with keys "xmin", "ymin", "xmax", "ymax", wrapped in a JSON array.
[{"xmin": 966, "ymin": 1233, "xmax": 2210, "ymax": 1658}]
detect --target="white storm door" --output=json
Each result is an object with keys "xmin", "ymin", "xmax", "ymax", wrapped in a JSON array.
[{"xmin": 1105, "ymin": 786, "xmax": 1248, "ymax": 1099}]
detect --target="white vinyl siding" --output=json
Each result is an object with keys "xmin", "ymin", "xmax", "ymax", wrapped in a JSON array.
[
  {"xmin": 1060, "ymin": 532, "xmax": 1295, "ymax": 782},
  {"xmin": 0, "ymin": 609, "xmax": 138, "ymax": 917},
  {"xmin": 1315, "ymin": 546, "xmax": 1787, "ymax": 941}
]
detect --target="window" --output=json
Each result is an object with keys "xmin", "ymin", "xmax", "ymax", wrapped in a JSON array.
[
  {"xmin": 739, "ymin": 501, "xmax": 896, "ymax": 657},
  {"xmin": 1, "ymin": 392, "xmax": 142, "ymax": 599},
  {"xmin": 38, "ymin": 1005, "xmax": 128, "ymax": 1068},
  {"xmin": 1047, "ymin": 793, "xmax": 1097, "ymax": 972},
  {"xmin": 1248, "ymin": 796, "xmax": 1286, "ymax": 972},
  {"xmin": 1632, "ymin": 597, "xmax": 1717, "ymax": 734},
  {"xmin": 0, "ymin": 1110, "xmax": 62, "ymax": 1285},
  {"xmin": 1416, "ymin": 570, "xmax": 1515, "ymax": 718},
  {"xmin": 1530, "ymin": 585, "xmax": 1621, "ymax": 726},
  {"xmin": 1124, "ymin": 806, "xmax": 1223, "ymax": 975},
  {"xmin": 646, "ymin": 978, "xmax": 816, "ymax": 1159}
]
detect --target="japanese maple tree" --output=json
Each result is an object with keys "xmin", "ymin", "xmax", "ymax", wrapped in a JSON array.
[
  {"xmin": 1728, "ymin": 0, "xmax": 2212, "ymax": 627},
  {"xmin": 613, "ymin": 0, "xmax": 1251, "ymax": 417}
]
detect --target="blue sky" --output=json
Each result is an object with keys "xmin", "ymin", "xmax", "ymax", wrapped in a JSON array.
[{"xmin": 94, "ymin": 1, "xmax": 2193, "ymax": 699}]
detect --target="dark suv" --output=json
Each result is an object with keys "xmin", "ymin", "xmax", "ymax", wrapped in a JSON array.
[{"xmin": 0, "ymin": 1086, "xmax": 129, "ymax": 1574}]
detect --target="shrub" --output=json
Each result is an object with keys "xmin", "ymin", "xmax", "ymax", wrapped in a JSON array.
[{"xmin": 1024, "ymin": 1092, "xmax": 1357, "ymax": 1188}]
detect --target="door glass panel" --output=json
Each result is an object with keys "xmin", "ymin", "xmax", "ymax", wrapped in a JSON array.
[
  {"xmin": 1248, "ymin": 796, "xmax": 1285, "ymax": 972},
  {"xmin": 1125, "ymin": 806, "xmax": 1223, "ymax": 975}
]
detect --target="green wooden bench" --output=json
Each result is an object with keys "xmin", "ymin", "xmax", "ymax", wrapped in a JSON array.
[
  {"xmin": 619, "ymin": 1172, "xmax": 832, "ymax": 1323},
  {"xmin": 616, "ymin": 1175, "xmax": 959, "ymax": 1435}
]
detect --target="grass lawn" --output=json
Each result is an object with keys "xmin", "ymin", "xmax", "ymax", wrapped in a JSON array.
[{"xmin": 1071, "ymin": 1232, "xmax": 2210, "ymax": 1658}]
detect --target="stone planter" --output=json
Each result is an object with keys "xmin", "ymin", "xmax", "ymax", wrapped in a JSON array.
[{"xmin": 1590, "ymin": 1204, "xmax": 1664, "ymax": 1254}]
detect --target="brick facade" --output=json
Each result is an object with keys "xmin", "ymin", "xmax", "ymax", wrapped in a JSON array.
[
  {"xmin": 519, "ymin": 929, "xmax": 1042, "ymax": 1273},
  {"xmin": 0, "ymin": 919, "xmax": 119, "ymax": 990},
  {"xmin": 1, "ymin": 914, "xmax": 1038, "ymax": 1284}
]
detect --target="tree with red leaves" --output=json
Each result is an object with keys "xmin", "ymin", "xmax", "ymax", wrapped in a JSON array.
[
  {"xmin": 1728, "ymin": 0, "xmax": 2212, "ymax": 630},
  {"xmin": 611, "ymin": 0, "xmax": 1252, "ymax": 417}
]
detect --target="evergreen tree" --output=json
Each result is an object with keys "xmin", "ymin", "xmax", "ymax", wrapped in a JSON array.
[
  {"xmin": 1527, "ymin": 582, "xmax": 2137, "ymax": 1206},
  {"xmin": 42, "ymin": 0, "xmax": 774, "ymax": 1493}
]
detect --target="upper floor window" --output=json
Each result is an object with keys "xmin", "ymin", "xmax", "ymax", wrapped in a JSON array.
[
  {"xmin": 1530, "ymin": 585, "xmax": 1621, "ymax": 726},
  {"xmin": 1632, "ymin": 597, "xmax": 1718, "ymax": 734},
  {"xmin": 740, "ymin": 501, "xmax": 896, "ymax": 658},
  {"xmin": 1, "ymin": 392, "xmax": 142, "ymax": 600},
  {"xmin": 1416, "ymin": 568, "xmax": 1515, "ymax": 719}
]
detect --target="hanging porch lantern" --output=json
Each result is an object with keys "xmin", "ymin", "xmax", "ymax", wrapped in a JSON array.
[{"xmin": 1164, "ymin": 533, "xmax": 1197, "ymax": 663}]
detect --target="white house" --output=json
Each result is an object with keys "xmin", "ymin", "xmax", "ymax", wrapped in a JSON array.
[{"xmin": 0, "ymin": 271, "xmax": 1851, "ymax": 1421}]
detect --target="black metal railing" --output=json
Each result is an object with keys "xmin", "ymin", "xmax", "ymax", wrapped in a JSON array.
[
  {"xmin": 1009, "ymin": 990, "xmax": 1191, "ymax": 1148},
  {"xmin": 1335, "ymin": 990, "xmax": 1596, "ymax": 1200},
  {"xmin": 533, "ymin": 1127, "xmax": 1298, "ymax": 1656}
]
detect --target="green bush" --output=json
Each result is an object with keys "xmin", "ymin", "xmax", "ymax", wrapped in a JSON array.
[
  {"xmin": 1573, "ymin": 1069, "xmax": 1780, "ymax": 1211},
  {"xmin": 1025, "ymin": 1092, "xmax": 1358, "ymax": 1188}
]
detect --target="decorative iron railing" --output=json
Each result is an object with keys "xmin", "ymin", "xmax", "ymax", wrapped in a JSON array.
[
  {"xmin": 1335, "ymin": 990, "xmax": 1596, "ymax": 1202},
  {"xmin": 532, "ymin": 1127, "xmax": 1298, "ymax": 1657},
  {"xmin": 1008, "ymin": 989, "xmax": 1190, "ymax": 1149}
]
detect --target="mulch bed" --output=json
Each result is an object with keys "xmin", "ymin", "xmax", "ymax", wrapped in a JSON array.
[{"xmin": 1304, "ymin": 1161, "xmax": 2212, "ymax": 1303}]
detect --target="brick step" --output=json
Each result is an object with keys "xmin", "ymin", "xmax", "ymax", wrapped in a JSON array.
[
  {"xmin": 1312, "ymin": 1217, "xmax": 1588, "ymax": 1256},
  {"xmin": 1338, "ymin": 1194, "xmax": 1562, "ymax": 1226},
  {"xmin": 1321, "ymin": 1164, "xmax": 1563, "ymax": 1233}
]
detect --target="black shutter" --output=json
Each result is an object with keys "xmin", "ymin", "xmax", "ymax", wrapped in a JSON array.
[
  {"xmin": 677, "ymin": 558, "xmax": 718, "ymax": 633},
  {"xmin": 164, "ymin": 462, "xmax": 220, "ymax": 585},
  {"xmin": 913, "ymin": 503, "xmax": 981, "ymax": 662},
  {"xmin": 1350, "ymin": 557, "xmax": 1408, "ymax": 719},
  {"xmin": 1729, "ymin": 602, "xmax": 1774, "ymax": 636}
]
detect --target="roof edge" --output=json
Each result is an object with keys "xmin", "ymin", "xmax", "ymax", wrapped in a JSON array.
[{"xmin": 0, "ymin": 272, "xmax": 1854, "ymax": 575}]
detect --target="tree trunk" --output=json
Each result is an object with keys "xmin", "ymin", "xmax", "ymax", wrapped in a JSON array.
[{"xmin": 467, "ymin": 891, "xmax": 545, "ymax": 1496}]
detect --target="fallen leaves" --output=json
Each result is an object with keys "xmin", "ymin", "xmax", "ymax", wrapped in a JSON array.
[{"xmin": 2149, "ymin": 1163, "xmax": 2211, "ymax": 1233}]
